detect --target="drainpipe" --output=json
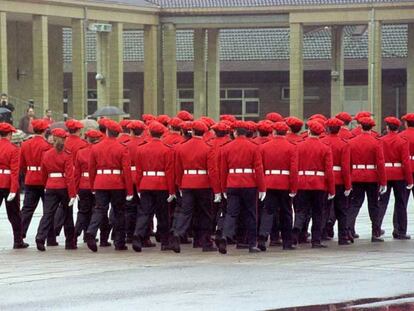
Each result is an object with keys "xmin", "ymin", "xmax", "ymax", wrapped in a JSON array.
[{"xmin": 84, "ymin": 7, "xmax": 89, "ymax": 117}]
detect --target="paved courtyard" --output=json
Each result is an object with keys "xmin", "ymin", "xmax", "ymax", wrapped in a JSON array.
[{"xmin": 1, "ymin": 194, "xmax": 414, "ymax": 310}]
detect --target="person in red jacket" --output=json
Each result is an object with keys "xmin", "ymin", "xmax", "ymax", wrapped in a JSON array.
[
  {"xmin": 85, "ymin": 120, "xmax": 133, "ymax": 252},
  {"xmin": 321, "ymin": 118, "xmax": 352, "ymax": 245},
  {"xmin": 217, "ymin": 121, "xmax": 266, "ymax": 254},
  {"xmin": 0, "ymin": 123, "xmax": 28, "ymax": 249},
  {"xmin": 168, "ymin": 120, "xmax": 221, "ymax": 253},
  {"xmin": 335, "ymin": 112, "xmax": 354, "ymax": 140},
  {"xmin": 118, "ymin": 119, "xmax": 131, "ymax": 144},
  {"xmin": 132, "ymin": 121, "xmax": 175, "ymax": 252},
  {"xmin": 162, "ymin": 117, "xmax": 184, "ymax": 146},
  {"xmin": 378, "ymin": 116, "xmax": 413, "ymax": 239},
  {"xmin": 351, "ymin": 112, "xmax": 379, "ymax": 137},
  {"xmin": 257, "ymin": 121, "xmax": 298, "ymax": 251},
  {"xmin": 20, "ymin": 119, "xmax": 57, "ymax": 245},
  {"xmin": 400, "ymin": 113, "xmax": 414, "ymax": 214},
  {"xmin": 348, "ymin": 117, "xmax": 387, "ymax": 242},
  {"xmin": 286, "ymin": 117, "xmax": 305, "ymax": 144},
  {"xmin": 254, "ymin": 120, "xmax": 273, "ymax": 145},
  {"xmin": 294, "ymin": 121, "xmax": 335, "ymax": 248},
  {"xmin": 35, "ymin": 128, "xmax": 77, "ymax": 251}
]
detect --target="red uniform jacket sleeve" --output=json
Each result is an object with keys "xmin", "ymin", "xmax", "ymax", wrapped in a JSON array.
[
  {"xmin": 165, "ymin": 148, "xmax": 175, "ymax": 195},
  {"xmin": 88, "ymin": 149, "xmax": 97, "ymax": 191},
  {"xmin": 175, "ymin": 148, "xmax": 184, "ymax": 189},
  {"xmin": 10, "ymin": 147, "xmax": 20, "ymax": 194},
  {"xmin": 401, "ymin": 139, "xmax": 413, "ymax": 185},
  {"xmin": 122, "ymin": 147, "xmax": 133, "ymax": 196},
  {"xmin": 40, "ymin": 153, "xmax": 48, "ymax": 186},
  {"xmin": 220, "ymin": 149, "xmax": 229, "ymax": 193},
  {"xmin": 207, "ymin": 147, "xmax": 221, "ymax": 194},
  {"xmin": 324, "ymin": 148, "xmax": 335, "ymax": 195},
  {"xmin": 253, "ymin": 149, "xmax": 266, "ymax": 192},
  {"xmin": 19, "ymin": 145, "xmax": 26, "ymax": 173},
  {"xmin": 289, "ymin": 145, "xmax": 299, "ymax": 194},
  {"xmin": 376, "ymin": 141, "xmax": 387, "ymax": 187},
  {"xmin": 74, "ymin": 153, "xmax": 82, "ymax": 193},
  {"xmin": 341, "ymin": 143, "xmax": 352, "ymax": 190},
  {"xmin": 64, "ymin": 153, "xmax": 76, "ymax": 198},
  {"xmin": 135, "ymin": 150, "xmax": 143, "ymax": 192}
]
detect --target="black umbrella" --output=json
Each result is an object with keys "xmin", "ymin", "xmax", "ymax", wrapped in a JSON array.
[
  {"xmin": 92, "ymin": 106, "xmax": 126, "ymax": 117},
  {"xmin": 50, "ymin": 121, "xmax": 67, "ymax": 130},
  {"xmin": 0, "ymin": 107, "xmax": 12, "ymax": 123},
  {"xmin": 0, "ymin": 107, "xmax": 11, "ymax": 114}
]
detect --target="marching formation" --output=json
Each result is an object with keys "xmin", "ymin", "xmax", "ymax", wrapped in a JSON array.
[{"xmin": 0, "ymin": 109, "xmax": 413, "ymax": 254}]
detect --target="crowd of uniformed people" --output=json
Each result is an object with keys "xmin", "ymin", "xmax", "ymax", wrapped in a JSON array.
[{"xmin": 0, "ymin": 109, "xmax": 413, "ymax": 254}]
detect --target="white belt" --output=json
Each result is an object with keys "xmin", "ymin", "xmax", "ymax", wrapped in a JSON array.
[
  {"xmin": 0, "ymin": 169, "xmax": 11, "ymax": 174},
  {"xmin": 27, "ymin": 166, "xmax": 41, "ymax": 171},
  {"xmin": 385, "ymin": 162, "xmax": 402, "ymax": 168},
  {"xmin": 49, "ymin": 173, "xmax": 64, "ymax": 178},
  {"xmin": 352, "ymin": 164, "xmax": 376, "ymax": 170},
  {"xmin": 82, "ymin": 172, "xmax": 89, "ymax": 177},
  {"xmin": 143, "ymin": 171, "xmax": 165, "ymax": 176},
  {"xmin": 229, "ymin": 168, "xmax": 254, "ymax": 174},
  {"xmin": 299, "ymin": 170, "xmax": 325, "ymax": 176},
  {"xmin": 131, "ymin": 166, "xmax": 136, "ymax": 171},
  {"xmin": 184, "ymin": 169, "xmax": 207, "ymax": 175},
  {"xmin": 265, "ymin": 170, "xmax": 290, "ymax": 176},
  {"xmin": 97, "ymin": 169, "xmax": 122, "ymax": 175},
  {"xmin": 333, "ymin": 166, "xmax": 342, "ymax": 172}
]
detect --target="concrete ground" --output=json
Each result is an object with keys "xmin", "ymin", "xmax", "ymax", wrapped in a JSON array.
[{"xmin": 1, "ymin": 194, "xmax": 414, "ymax": 311}]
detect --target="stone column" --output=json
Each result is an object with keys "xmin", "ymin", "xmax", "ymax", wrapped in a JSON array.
[
  {"xmin": 163, "ymin": 23, "xmax": 177, "ymax": 116},
  {"xmin": 109, "ymin": 22, "xmax": 124, "ymax": 110},
  {"xmin": 143, "ymin": 25, "xmax": 158, "ymax": 115},
  {"xmin": 368, "ymin": 17, "xmax": 382, "ymax": 128},
  {"xmin": 289, "ymin": 23, "xmax": 304, "ymax": 119},
  {"xmin": 330, "ymin": 25, "xmax": 344, "ymax": 117},
  {"xmin": 48, "ymin": 25, "xmax": 63, "ymax": 120},
  {"xmin": 407, "ymin": 24, "xmax": 414, "ymax": 113},
  {"xmin": 71, "ymin": 19, "xmax": 86, "ymax": 119},
  {"xmin": 207, "ymin": 29, "xmax": 220, "ymax": 121},
  {"xmin": 0, "ymin": 12, "xmax": 8, "ymax": 93},
  {"xmin": 32, "ymin": 15, "xmax": 49, "ymax": 114},
  {"xmin": 193, "ymin": 28, "xmax": 207, "ymax": 118},
  {"xmin": 96, "ymin": 32, "xmax": 110, "ymax": 108}
]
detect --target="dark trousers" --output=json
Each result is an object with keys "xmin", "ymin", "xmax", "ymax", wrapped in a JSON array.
[
  {"xmin": 36, "ymin": 189, "xmax": 75, "ymax": 244},
  {"xmin": 87, "ymin": 190, "xmax": 126, "ymax": 247},
  {"xmin": 294, "ymin": 190, "xmax": 326, "ymax": 244},
  {"xmin": 349, "ymin": 182, "xmax": 381, "ymax": 237},
  {"xmin": 173, "ymin": 189, "xmax": 213, "ymax": 246},
  {"xmin": 134, "ymin": 191, "xmax": 169, "ymax": 245},
  {"xmin": 0, "ymin": 188, "xmax": 23, "ymax": 243},
  {"xmin": 293, "ymin": 196, "xmax": 310, "ymax": 239},
  {"xmin": 21, "ymin": 185, "xmax": 55, "ymax": 242},
  {"xmin": 259, "ymin": 189, "xmax": 292, "ymax": 247},
  {"xmin": 378, "ymin": 180, "xmax": 408, "ymax": 235},
  {"xmin": 75, "ymin": 189, "xmax": 94, "ymax": 237},
  {"xmin": 328, "ymin": 185, "xmax": 349, "ymax": 241},
  {"xmin": 222, "ymin": 187, "xmax": 257, "ymax": 247},
  {"xmin": 125, "ymin": 187, "xmax": 139, "ymax": 239},
  {"xmin": 215, "ymin": 198, "xmax": 227, "ymax": 236}
]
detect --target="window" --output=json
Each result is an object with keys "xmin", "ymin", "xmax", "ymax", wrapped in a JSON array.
[
  {"xmin": 344, "ymin": 86, "xmax": 369, "ymax": 115},
  {"xmin": 177, "ymin": 89, "xmax": 194, "ymax": 113},
  {"xmin": 281, "ymin": 86, "xmax": 320, "ymax": 101}
]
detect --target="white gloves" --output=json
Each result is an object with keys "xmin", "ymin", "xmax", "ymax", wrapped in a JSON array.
[
  {"xmin": 214, "ymin": 193, "xmax": 222, "ymax": 203},
  {"xmin": 68, "ymin": 197, "xmax": 76, "ymax": 206},
  {"xmin": 259, "ymin": 192, "xmax": 266, "ymax": 202},
  {"xmin": 223, "ymin": 193, "xmax": 227, "ymax": 200},
  {"xmin": 328, "ymin": 194, "xmax": 335, "ymax": 200},
  {"xmin": 289, "ymin": 193, "xmax": 296, "ymax": 198},
  {"xmin": 344, "ymin": 189, "xmax": 352, "ymax": 197},
  {"xmin": 167, "ymin": 194, "xmax": 176, "ymax": 203},
  {"xmin": 126, "ymin": 195, "xmax": 133, "ymax": 201},
  {"xmin": 407, "ymin": 184, "xmax": 414, "ymax": 190},
  {"xmin": 179, "ymin": 190, "xmax": 183, "ymax": 197},
  {"xmin": 6, "ymin": 192, "xmax": 16, "ymax": 202},
  {"xmin": 137, "ymin": 192, "xmax": 141, "ymax": 199},
  {"xmin": 379, "ymin": 185, "xmax": 387, "ymax": 195},
  {"xmin": 76, "ymin": 194, "xmax": 80, "ymax": 201}
]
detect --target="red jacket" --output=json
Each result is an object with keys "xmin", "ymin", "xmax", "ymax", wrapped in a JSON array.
[
  {"xmin": 0, "ymin": 138, "xmax": 20, "ymax": 193},
  {"xmin": 220, "ymin": 136, "xmax": 265, "ymax": 192},
  {"xmin": 380, "ymin": 131, "xmax": 412, "ymax": 183},
  {"xmin": 208, "ymin": 136, "xmax": 232, "ymax": 193},
  {"xmin": 118, "ymin": 134, "xmax": 131, "ymax": 144},
  {"xmin": 135, "ymin": 138, "xmax": 175, "ymax": 194},
  {"xmin": 321, "ymin": 134, "xmax": 352, "ymax": 189},
  {"xmin": 89, "ymin": 137, "xmax": 133, "ymax": 195},
  {"xmin": 126, "ymin": 136, "xmax": 147, "ymax": 185},
  {"xmin": 260, "ymin": 136, "xmax": 298, "ymax": 192},
  {"xmin": 175, "ymin": 136, "xmax": 220, "ymax": 193},
  {"xmin": 286, "ymin": 132, "xmax": 304, "ymax": 144},
  {"xmin": 203, "ymin": 130, "xmax": 215, "ymax": 142},
  {"xmin": 162, "ymin": 132, "xmax": 185, "ymax": 146},
  {"xmin": 64, "ymin": 135, "xmax": 88, "ymax": 164},
  {"xmin": 20, "ymin": 135, "xmax": 52, "ymax": 186},
  {"xmin": 348, "ymin": 132, "xmax": 386, "ymax": 185},
  {"xmin": 351, "ymin": 126, "xmax": 379, "ymax": 137},
  {"xmin": 297, "ymin": 137, "xmax": 335, "ymax": 194},
  {"xmin": 399, "ymin": 127, "xmax": 414, "ymax": 173},
  {"xmin": 74, "ymin": 144, "xmax": 91, "ymax": 192},
  {"xmin": 41, "ymin": 148, "xmax": 76, "ymax": 197},
  {"xmin": 338, "ymin": 127, "xmax": 355, "ymax": 140},
  {"xmin": 253, "ymin": 136, "xmax": 270, "ymax": 145}
]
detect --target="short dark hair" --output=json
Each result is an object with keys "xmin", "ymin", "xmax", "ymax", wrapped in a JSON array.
[
  {"xmin": 310, "ymin": 130, "xmax": 321, "ymax": 136},
  {"xmin": 407, "ymin": 120, "xmax": 414, "ymax": 128},
  {"xmin": 99, "ymin": 125, "xmax": 106, "ymax": 134},
  {"xmin": 213, "ymin": 130, "xmax": 227, "ymax": 138},
  {"xmin": 131, "ymin": 128, "xmax": 144, "ymax": 136},
  {"xmin": 258, "ymin": 131, "xmax": 270, "ymax": 137},
  {"xmin": 88, "ymin": 137, "xmax": 100, "ymax": 144},
  {"xmin": 68, "ymin": 128, "xmax": 78, "ymax": 134},
  {"xmin": 387, "ymin": 123, "xmax": 399, "ymax": 132},
  {"xmin": 193, "ymin": 130, "xmax": 204, "ymax": 137},
  {"xmin": 150, "ymin": 131, "xmax": 163, "ymax": 138},
  {"xmin": 343, "ymin": 120, "xmax": 350, "ymax": 126},
  {"xmin": 34, "ymin": 129, "xmax": 46, "ymax": 135},
  {"xmin": 362, "ymin": 124, "xmax": 373, "ymax": 131},
  {"xmin": 0, "ymin": 131, "xmax": 8, "ymax": 137},
  {"xmin": 235, "ymin": 128, "xmax": 248, "ymax": 136},
  {"xmin": 328, "ymin": 126, "xmax": 341, "ymax": 135},
  {"xmin": 289, "ymin": 125, "xmax": 302, "ymax": 134},
  {"xmin": 275, "ymin": 130, "xmax": 287, "ymax": 136},
  {"xmin": 107, "ymin": 129, "xmax": 119, "ymax": 138},
  {"xmin": 171, "ymin": 126, "xmax": 181, "ymax": 131}
]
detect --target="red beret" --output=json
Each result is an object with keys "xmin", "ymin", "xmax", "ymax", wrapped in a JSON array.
[
  {"xmin": 0, "ymin": 122, "xmax": 16, "ymax": 133},
  {"xmin": 233, "ymin": 120, "xmax": 249, "ymax": 130},
  {"xmin": 127, "ymin": 120, "xmax": 146, "ymax": 130},
  {"xmin": 192, "ymin": 120, "xmax": 208, "ymax": 133},
  {"xmin": 119, "ymin": 119, "xmax": 131, "ymax": 128},
  {"xmin": 220, "ymin": 114, "xmax": 237, "ymax": 123},
  {"xmin": 211, "ymin": 121, "xmax": 230, "ymax": 132},
  {"xmin": 156, "ymin": 115, "xmax": 171, "ymax": 126},
  {"xmin": 355, "ymin": 111, "xmax": 372, "ymax": 121},
  {"xmin": 246, "ymin": 121, "xmax": 257, "ymax": 132},
  {"xmin": 199, "ymin": 116, "xmax": 215, "ymax": 128},
  {"xmin": 335, "ymin": 112, "xmax": 352, "ymax": 123},
  {"xmin": 402, "ymin": 113, "xmax": 414, "ymax": 122},
  {"xmin": 257, "ymin": 120, "xmax": 273, "ymax": 133},
  {"xmin": 359, "ymin": 117, "xmax": 376, "ymax": 127},
  {"xmin": 325, "ymin": 117, "xmax": 344, "ymax": 128},
  {"xmin": 148, "ymin": 121, "xmax": 166, "ymax": 134},
  {"xmin": 106, "ymin": 120, "xmax": 122, "ymax": 133},
  {"xmin": 65, "ymin": 119, "xmax": 84, "ymax": 131},
  {"xmin": 98, "ymin": 117, "xmax": 109, "ymax": 127},
  {"xmin": 273, "ymin": 121, "xmax": 289, "ymax": 132},
  {"xmin": 31, "ymin": 119, "xmax": 49, "ymax": 131},
  {"xmin": 309, "ymin": 114, "xmax": 327, "ymax": 121},
  {"xmin": 51, "ymin": 128, "xmax": 68, "ymax": 138},
  {"xmin": 169, "ymin": 117, "xmax": 183, "ymax": 128},
  {"xmin": 181, "ymin": 121, "xmax": 193, "ymax": 131},
  {"xmin": 285, "ymin": 116, "xmax": 304, "ymax": 128},
  {"xmin": 307, "ymin": 121, "xmax": 325, "ymax": 135},
  {"xmin": 266, "ymin": 112, "xmax": 283, "ymax": 123},
  {"xmin": 142, "ymin": 114, "xmax": 156, "ymax": 124},
  {"xmin": 311, "ymin": 118, "xmax": 326, "ymax": 126},
  {"xmin": 384, "ymin": 116, "xmax": 401, "ymax": 127},
  {"xmin": 177, "ymin": 110, "xmax": 194, "ymax": 121},
  {"xmin": 85, "ymin": 129, "xmax": 103, "ymax": 139}
]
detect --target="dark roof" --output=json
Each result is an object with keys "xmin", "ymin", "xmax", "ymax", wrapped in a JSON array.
[{"xmin": 62, "ymin": 25, "xmax": 407, "ymax": 63}]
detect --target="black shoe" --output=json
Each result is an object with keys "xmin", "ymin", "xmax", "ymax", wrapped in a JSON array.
[
  {"xmin": 143, "ymin": 238, "xmax": 156, "ymax": 248},
  {"xmin": 115, "ymin": 245, "xmax": 128, "ymax": 251},
  {"xmin": 36, "ymin": 239, "xmax": 46, "ymax": 252},
  {"xmin": 47, "ymin": 240, "xmax": 59, "ymax": 247},
  {"xmin": 312, "ymin": 243, "xmax": 327, "ymax": 249},
  {"xmin": 380, "ymin": 229, "xmax": 385, "ymax": 236},
  {"xmin": 326, "ymin": 224, "xmax": 334, "ymax": 239},
  {"xmin": 257, "ymin": 240, "xmax": 267, "ymax": 252},
  {"xmin": 352, "ymin": 232, "xmax": 360, "ymax": 239},
  {"xmin": 236, "ymin": 243, "xmax": 249, "ymax": 249},
  {"xmin": 132, "ymin": 236, "xmax": 142, "ymax": 252},
  {"xmin": 371, "ymin": 236, "xmax": 384, "ymax": 243},
  {"xmin": 393, "ymin": 234, "xmax": 411, "ymax": 240},
  {"xmin": 218, "ymin": 239, "xmax": 227, "ymax": 254},
  {"xmin": 338, "ymin": 240, "xmax": 352, "ymax": 246},
  {"xmin": 202, "ymin": 245, "xmax": 217, "ymax": 252},
  {"xmin": 170, "ymin": 235, "xmax": 181, "ymax": 253},
  {"xmin": 100, "ymin": 241, "xmax": 112, "ymax": 247},
  {"xmin": 65, "ymin": 243, "xmax": 78, "ymax": 250},
  {"xmin": 13, "ymin": 242, "xmax": 29, "ymax": 249},
  {"xmin": 249, "ymin": 246, "xmax": 261, "ymax": 253},
  {"xmin": 283, "ymin": 245, "xmax": 296, "ymax": 250},
  {"xmin": 86, "ymin": 233, "xmax": 98, "ymax": 252}
]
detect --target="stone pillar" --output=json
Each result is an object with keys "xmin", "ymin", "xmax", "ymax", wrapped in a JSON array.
[
  {"xmin": 32, "ymin": 15, "xmax": 49, "ymax": 115},
  {"xmin": 143, "ymin": 25, "xmax": 158, "ymax": 115},
  {"xmin": 407, "ymin": 24, "xmax": 414, "ymax": 113},
  {"xmin": 71, "ymin": 19, "xmax": 86, "ymax": 119},
  {"xmin": 0, "ymin": 12, "xmax": 8, "ymax": 93},
  {"xmin": 96, "ymin": 32, "xmax": 110, "ymax": 108},
  {"xmin": 109, "ymin": 22, "xmax": 124, "ymax": 110},
  {"xmin": 330, "ymin": 26, "xmax": 344, "ymax": 117},
  {"xmin": 193, "ymin": 28, "xmax": 207, "ymax": 118},
  {"xmin": 289, "ymin": 23, "xmax": 304, "ymax": 119},
  {"xmin": 163, "ymin": 23, "xmax": 177, "ymax": 116},
  {"xmin": 48, "ymin": 25, "xmax": 63, "ymax": 120},
  {"xmin": 207, "ymin": 29, "xmax": 220, "ymax": 121},
  {"xmin": 368, "ymin": 17, "xmax": 382, "ymax": 128}
]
